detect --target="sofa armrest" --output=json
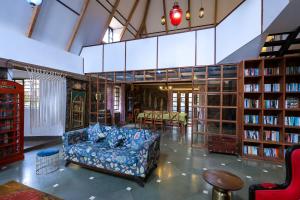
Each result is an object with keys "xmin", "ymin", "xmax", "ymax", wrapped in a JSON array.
[
  {"xmin": 62, "ymin": 128, "xmax": 88, "ymax": 147},
  {"xmin": 137, "ymin": 134, "xmax": 160, "ymax": 177},
  {"xmin": 249, "ymin": 183, "xmax": 282, "ymax": 200}
]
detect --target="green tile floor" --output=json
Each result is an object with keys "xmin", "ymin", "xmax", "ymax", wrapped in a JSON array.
[{"xmin": 0, "ymin": 127, "xmax": 285, "ymax": 200}]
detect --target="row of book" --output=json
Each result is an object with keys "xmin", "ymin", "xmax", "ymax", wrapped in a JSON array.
[
  {"xmin": 244, "ymin": 84, "xmax": 259, "ymax": 92},
  {"xmin": 243, "ymin": 145, "xmax": 259, "ymax": 156},
  {"xmin": 286, "ymin": 66, "xmax": 300, "ymax": 75},
  {"xmin": 264, "ymin": 130, "xmax": 280, "ymax": 142},
  {"xmin": 244, "ymin": 68, "xmax": 259, "ymax": 76},
  {"xmin": 285, "ymin": 97, "xmax": 299, "ymax": 109},
  {"xmin": 263, "ymin": 115, "xmax": 278, "ymax": 125},
  {"xmin": 264, "ymin": 100, "xmax": 279, "ymax": 109},
  {"xmin": 264, "ymin": 148, "xmax": 280, "ymax": 158},
  {"xmin": 287, "ymin": 133, "xmax": 300, "ymax": 144},
  {"xmin": 264, "ymin": 67, "xmax": 279, "ymax": 75},
  {"xmin": 244, "ymin": 130, "xmax": 259, "ymax": 140},
  {"xmin": 244, "ymin": 99, "xmax": 260, "ymax": 108},
  {"xmin": 265, "ymin": 83, "xmax": 280, "ymax": 92},
  {"xmin": 285, "ymin": 117, "xmax": 300, "ymax": 127},
  {"xmin": 286, "ymin": 83, "xmax": 300, "ymax": 92},
  {"xmin": 244, "ymin": 115, "xmax": 259, "ymax": 124}
]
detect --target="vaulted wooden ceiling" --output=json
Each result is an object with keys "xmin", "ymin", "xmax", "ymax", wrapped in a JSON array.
[{"xmin": 0, "ymin": 0, "xmax": 243, "ymax": 55}]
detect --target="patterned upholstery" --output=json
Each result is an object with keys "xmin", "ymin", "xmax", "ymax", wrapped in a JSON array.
[{"xmin": 63, "ymin": 124, "xmax": 160, "ymax": 178}]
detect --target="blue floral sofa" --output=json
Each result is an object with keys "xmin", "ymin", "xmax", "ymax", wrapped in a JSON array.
[{"xmin": 62, "ymin": 124, "xmax": 160, "ymax": 186}]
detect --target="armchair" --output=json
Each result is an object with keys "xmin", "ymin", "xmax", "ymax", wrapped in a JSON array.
[{"xmin": 249, "ymin": 145, "xmax": 300, "ymax": 200}]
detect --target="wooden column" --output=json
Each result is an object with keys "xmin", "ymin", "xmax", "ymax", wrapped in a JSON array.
[{"xmin": 26, "ymin": 6, "xmax": 41, "ymax": 37}]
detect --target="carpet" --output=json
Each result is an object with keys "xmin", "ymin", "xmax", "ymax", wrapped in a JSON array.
[{"xmin": 0, "ymin": 181, "xmax": 62, "ymax": 200}]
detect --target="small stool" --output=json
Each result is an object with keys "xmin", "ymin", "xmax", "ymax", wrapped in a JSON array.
[{"xmin": 36, "ymin": 148, "xmax": 59, "ymax": 175}]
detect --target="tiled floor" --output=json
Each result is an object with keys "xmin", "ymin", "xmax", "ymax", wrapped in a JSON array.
[{"xmin": 0, "ymin": 127, "xmax": 285, "ymax": 200}]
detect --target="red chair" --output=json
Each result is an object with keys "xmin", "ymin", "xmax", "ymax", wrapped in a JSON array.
[{"xmin": 249, "ymin": 145, "xmax": 300, "ymax": 200}]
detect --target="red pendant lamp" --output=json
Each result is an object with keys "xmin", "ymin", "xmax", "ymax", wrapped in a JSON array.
[{"xmin": 169, "ymin": 1, "xmax": 182, "ymax": 26}]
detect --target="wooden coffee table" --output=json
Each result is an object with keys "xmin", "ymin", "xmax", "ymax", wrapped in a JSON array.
[{"xmin": 203, "ymin": 169, "xmax": 244, "ymax": 200}]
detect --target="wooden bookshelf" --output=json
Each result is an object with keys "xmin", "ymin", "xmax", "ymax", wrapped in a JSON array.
[
  {"xmin": 192, "ymin": 64, "xmax": 239, "ymax": 154},
  {"xmin": 239, "ymin": 56, "xmax": 300, "ymax": 162},
  {"xmin": 0, "ymin": 80, "xmax": 24, "ymax": 166}
]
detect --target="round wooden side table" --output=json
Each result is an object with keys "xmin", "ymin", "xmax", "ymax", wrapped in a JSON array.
[{"xmin": 203, "ymin": 169, "xmax": 244, "ymax": 200}]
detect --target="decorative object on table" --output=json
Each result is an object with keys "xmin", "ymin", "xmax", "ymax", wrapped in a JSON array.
[
  {"xmin": 203, "ymin": 169, "xmax": 244, "ymax": 200},
  {"xmin": 0, "ymin": 181, "xmax": 62, "ymax": 200},
  {"xmin": 249, "ymin": 145, "xmax": 300, "ymax": 200},
  {"xmin": 0, "ymin": 80, "xmax": 24, "ymax": 166},
  {"xmin": 36, "ymin": 148, "xmax": 60, "ymax": 175},
  {"xmin": 63, "ymin": 124, "xmax": 160, "ymax": 186}
]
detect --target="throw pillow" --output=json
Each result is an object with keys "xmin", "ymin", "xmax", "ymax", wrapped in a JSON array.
[
  {"xmin": 87, "ymin": 123, "xmax": 106, "ymax": 143},
  {"xmin": 127, "ymin": 131, "xmax": 146, "ymax": 150},
  {"xmin": 106, "ymin": 127, "xmax": 124, "ymax": 148}
]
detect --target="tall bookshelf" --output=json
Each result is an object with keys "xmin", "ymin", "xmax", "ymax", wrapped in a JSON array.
[
  {"xmin": 192, "ymin": 64, "xmax": 238, "ymax": 154},
  {"xmin": 240, "ymin": 56, "xmax": 300, "ymax": 162}
]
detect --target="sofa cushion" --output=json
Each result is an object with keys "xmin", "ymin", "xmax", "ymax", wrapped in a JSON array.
[
  {"xmin": 98, "ymin": 147, "xmax": 139, "ymax": 166},
  {"xmin": 105, "ymin": 127, "xmax": 124, "ymax": 148},
  {"xmin": 87, "ymin": 123, "xmax": 107, "ymax": 143},
  {"xmin": 122, "ymin": 129, "xmax": 152, "ymax": 149},
  {"xmin": 67, "ymin": 141, "xmax": 110, "ymax": 158}
]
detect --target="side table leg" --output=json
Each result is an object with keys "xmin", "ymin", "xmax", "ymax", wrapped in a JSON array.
[{"xmin": 212, "ymin": 187, "xmax": 231, "ymax": 200}]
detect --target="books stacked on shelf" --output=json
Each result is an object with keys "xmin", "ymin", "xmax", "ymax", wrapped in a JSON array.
[
  {"xmin": 264, "ymin": 67, "xmax": 279, "ymax": 75},
  {"xmin": 243, "ymin": 145, "xmax": 259, "ymax": 156},
  {"xmin": 244, "ymin": 115, "xmax": 259, "ymax": 124},
  {"xmin": 264, "ymin": 83, "xmax": 280, "ymax": 92},
  {"xmin": 244, "ymin": 99, "xmax": 260, "ymax": 108},
  {"xmin": 264, "ymin": 100, "xmax": 279, "ymax": 109},
  {"xmin": 264, "ymin": 130, "xmax": 280, "ymax": 142},
  {"xmin": 286, "ymin": 83, "xmax": 300, "ymax": 92},
  {"xmin": 244, "ymin": 84, "xmax": 259, "ymax": 92},
  {"xmin": 286, "ymin": 66, "xmax": 300, "ymax": 75},
  {"xmin": 264, "ymin": 148, "xmax": 280, "ymax": 158},
  {"xmin": 287, "ymin": 133, "xmax": 300, "ymax": 144},
  {"xmin": 285, "ymin": 97, "xmax": 299, "ymax": 109},
  {"xmin": 244, "ymin": 130, "xmax": 259, "ymax": 140},
  {"xmin": 285, "ymin": 116, "xmax": 300, "ymax": 127},
  {"xmin": 263, "ymin": 115, "xmax": 278, "ymax": 125},
  {"xmin": 244, "ymin": 68, "xmax": 259, "ymax": 76}
]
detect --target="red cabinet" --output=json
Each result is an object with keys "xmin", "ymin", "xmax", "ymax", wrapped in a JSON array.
[{"xmin": 0, "ymin": 80, "xmax": 24, "ymax": 166}]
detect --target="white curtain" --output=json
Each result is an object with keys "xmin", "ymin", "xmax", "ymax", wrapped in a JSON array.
[{"xmin": 27, "ymin": 68, "xmax": 66, "ymax": 136}]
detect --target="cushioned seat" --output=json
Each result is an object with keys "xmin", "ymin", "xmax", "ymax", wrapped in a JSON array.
[{"xmin": 37, "ymin": 148, "xmax": 59, "ymax": 157}]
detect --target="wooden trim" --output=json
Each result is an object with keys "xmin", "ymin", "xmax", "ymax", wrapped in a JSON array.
[
  {"xmin": 188, "ymin": 0, "xmax": 191, "ymax": 30},
  {"xmin": 120, "ymin": 0, "xmax": 139, "ymax": 41},
  {"xmin": 98, "ymin": 0, "xmax": 121, "ymax": 44},
  {"xmin": 136, "ymin": 0, "xmax": 151, "ymax": 38},
  {"xmin": 66, "ymin": 0, "xmax": 90, "ymax": 51},
  {"xmin": 163, "ymin": 0, "xmax": 169, "ymax": 33},
  {"xmin": 214, "ymin": 0, "xmax": 218, "ymax": 25},
  {"xmin": 26, "ymin": 6, "xmax": 41, "ymax": 37}
]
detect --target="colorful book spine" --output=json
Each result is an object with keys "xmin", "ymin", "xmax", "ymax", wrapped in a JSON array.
[
  {"xmin": 244, "ymin": 99, "xmax": 260, "ymax": 108},
  {"xmin": 264, "ymin": 148, "xmax": 280, "ymax": 158},
  {"xmin": 286, "ymin": 83, "xmax": 300, "ymax": 92},
  {"xmin": 264, "ymin": 100, "xmax": 279, "ymax": 109},
  {"xmin": 263, "ymin": 115, "xmax": 278, "ymax": 125},
  {"xmin": 243, "ymin": 145, "xmax": 259, "ymax": 156},
  {"xmin": 286, "ymin": 66, "xmax": 300, "ymax": 75},
  {"xmin": 285, "ymin": 97, "xmax": 299, "ymax": 109},
  {"xmin": 264, "ymin": 83, "xmax": 280, "ymax": 92},
  {"xmin": 244, "ymin": 68, "xmax": 259, "ymax": 76},
  {"xmin": 244, "ymin": 84, "xmax": 259, "ymax": 92},
  {"xmin": 244, "ymin": 115, "xmax": 259, "ymax": 124},
  {"xmin": 285, "ymin": 117, "xmax": 300, "ymax": 127},
  {"xmin": 287, "ymin": 133, "xmax": 300, "ymax": 144},
  {"xmin": 264, "ymin": 67, "xmax": 279, "ymax": 75},
  {"xmin": 264, "ymin": 130, "xmax": 280, "ymax": 142},
  {"xmin": 244, "ymin": 130, "xmax": 259, "ymax": 140}
]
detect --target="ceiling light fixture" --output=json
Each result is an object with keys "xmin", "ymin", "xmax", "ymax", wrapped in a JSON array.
[
  {"xmin": 161, "ymin": 16, "xmax": 166, "ymax": 25},
  {"xmin": 27, "ymin": 0, "xmax": 43, "ymax": 6},
  {"xmin": 169, "ymin": 1, "xmax": 183, "ymax": 26},
  {"xmin": 199, "ymin": 0, "xmax": 204, "ymax": 18},
  {"xmin": 185, "ymin": 10, "xmax": 191, "ymax": 21}
]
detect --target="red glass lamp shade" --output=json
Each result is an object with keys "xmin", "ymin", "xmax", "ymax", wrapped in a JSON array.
[{"xmin": 169, "ymin": 2, "xmax": 182, "ymax": 26}]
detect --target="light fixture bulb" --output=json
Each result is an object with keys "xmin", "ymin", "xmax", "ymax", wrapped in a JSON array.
[
  {"xmin": 185, "ymin": 10, "xmax": 191, "ymax": 20},
  {"xmin": 161, "ymin": 16, "xmax": 166, "ymax": 25},
  {"xmin": 27, "ymin": 0, "xmax": 42, "ymax": 6},
  {"xmin": 159, "ymin": 86, "xmax": 163, "ymax": 90},
  {"xmin": 199, "ymin": 7, "xmax": 204, "ymax": 18}
]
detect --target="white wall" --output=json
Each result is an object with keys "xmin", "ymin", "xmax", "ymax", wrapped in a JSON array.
[
  {"xmin": 263, "ymin": 0, "xmax": 289, "ymax": 31},
  {"xmin": 196, "ymin": 28, "xmax": 215, "ymax": 65},
  {"xmin": 158, "ymin": 31, "xmax": 196, "ymax": 68},
  {"xmin": 126, "ymin": 37, "xmax": 157, "ymax": 70},
  {"xmin": 104, "ymin": 42, "xmax": 125, "ymax": 72},
  {"xmin": 81, "ymin": 45, "xmax": 103, "ymax": 73},
  {"xmin": 216, "ymin": 0, "xmax": 261, "ymax": 63},
  {"xmin": 0, "ymin": 27, "xmax": 83, "ymax": 74}
]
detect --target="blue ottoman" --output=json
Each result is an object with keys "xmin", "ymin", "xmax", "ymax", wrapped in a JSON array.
[{"xmin": 36, "ymin": 148, "xmax": 59, "ymax": 175}]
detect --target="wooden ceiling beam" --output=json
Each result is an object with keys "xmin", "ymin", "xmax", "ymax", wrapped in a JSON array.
[
  {"xmin": 26, "ymin": 6, "xmax": 41, "ymax": 37},
  {"xmin": 214, "ymin": 0, "xmax": 218, "ymax": 25},
  {"xmin": 162, "ymin": 0, "xmax": 169, "ymax": 33},
  {"xmin": 120, "ymin": 0, "xmax": 139, "ymax": 41},
  {"xmin": 66, "ymin": 0, "xmax": 90, "ymax": 51},
  {"xmin": 136, "ymin": 0, "xmax": 151, "ymax": 39},
  {"xmin": 188, "ymin": 0, "xmax": 191, "ymax": 30},
  {"xmin": 99, "ymin": 0, "xmax": 121, "ymax": 43}
]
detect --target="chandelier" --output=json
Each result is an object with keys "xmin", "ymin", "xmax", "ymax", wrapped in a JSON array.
[
  {"xmin": 161, "ymin": 0, "xmax": 205, "ymax": 26},
  {"xmin": 159, "ymin": 84, "xmax": 173, "ymax": 91}
]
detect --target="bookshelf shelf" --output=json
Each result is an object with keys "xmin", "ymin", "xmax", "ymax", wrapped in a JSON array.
[{"xmin": 239, "ymin": 56, "xmax": 300, "ymax": 162}]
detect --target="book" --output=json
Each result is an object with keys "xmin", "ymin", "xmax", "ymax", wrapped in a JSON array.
[
  {"xmin": 243, "ymin": 145, "xmax": 259, "ymax": 156},
  {"xmin": 244, "ymin": 84, "xmax": 259, "ymax": 92},
  {"xmin": 244, "ymin": 68, "xmax": 259, "ymax": 76},
  {"xmin": 264, "ymin": 67, "xmax": 279, "ymax": 75},
  {"xmin": 286, "ymin": 83, "xmax": 300, "ymax": 92},
  {"xmin": 264, "ymin": 83, "xmax": 280, "ymax": 92},
  {"xmin": 244, "ymin": 115, "xmax": 259, "ymax": 124},
  {"xmin": 285, "ymin": 97, "xmax": 299, "ymax": 109},
  {"xmin": 264, "ymin": 130, "xmax": 280, "ymax": 142},
  {"xmin": 264, "ymin": 99, "xmax": 279, "ymax": 109},
  {"xmin": 244, "ymin": 98, "xmax": 259, "ymax": 108},
  {"xmin": 264, "ymin": 148, "xmax": 280, "ymax": 158},
  {"xmin": 286, "ymin": 66, "xmax": 300, "ymax": 75},
  {"xmin": 285, "ymin": 116, "xmax": 300, "ymax": 127},
  {"xmin": 263, "ymin": 115, "xmax": 278, "ymax": 125},
  {"xmin": 287, "ymin": 133, "xmax": 300, "ymax": 144},
  {"xmin": 244, "ymin": 130, "xmax": 259, "ymax": 140}
]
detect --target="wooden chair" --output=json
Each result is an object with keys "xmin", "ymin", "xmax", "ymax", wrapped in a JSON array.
[
  {"xmin": 153, "ymin": 111, "xmax": 164, "ymax": 131},
  {"xmin": 134, "ymin": 108, "xmax": 141, "ymax": 128},
  {"xmin": 169, "ymin": 112, "xmax": 183, "ymax": 133},
  {"xmin": 143, "ymin": 110, "xmax": 153, "ymax": 129}
]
